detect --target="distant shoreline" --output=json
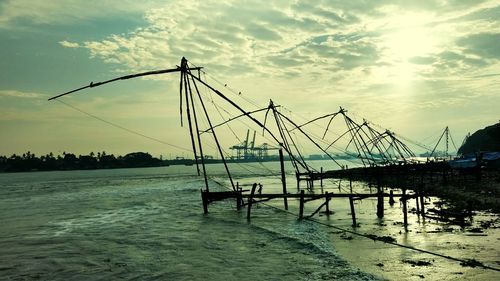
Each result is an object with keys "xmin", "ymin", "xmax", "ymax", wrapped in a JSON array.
[
  {"xmin": 0, "ymin": 158, "xmax": 283, "ymax": 174},
  {"xmin": 0, "ymin": 151, "xmax": 357, "ymax": 173}
]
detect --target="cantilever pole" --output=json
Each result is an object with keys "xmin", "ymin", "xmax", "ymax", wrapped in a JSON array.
[
  {"xmin": 47, "ymin": 66, "xmax": 202, "ymax": 101},
  {"xmin": 181, "ymin": 59, "xmax": 201, "ymax": 176},
  {"xmin": 277, "ymin": 110, "xmax": 343, "ymax": 169},
  {"xmin": 279, "ymin": 147, "xmax": 288, "ymax": 210},
  {"xmin": 188, "ymin": 73, "xmax": 309, "ymax": 171},
  {"xmin": 186, "ymin": 69, "xmax": 210, "ymax": 192},
  {"xmin": 189, "ymin": 74, "xmax": 236, "ymax": 191}
]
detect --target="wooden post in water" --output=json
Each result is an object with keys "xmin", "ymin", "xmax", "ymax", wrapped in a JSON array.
[
  {"xmin": 201, "ymin": 189, "xmax": 208, "ymax": 214},
  {"xmin": 376, "ymin": 173, "xmax": 384, "ymax": 218},
  {"xmin": 236, "ymin": 191, "xmax": 242, "ymax": 210},
  {"xmin": 296, "ymin": 173, "xmax": 300, "ymax": 191},
  {"xmin": 402, "ymin": 187, "xmax": 408, "ymax": 228},
  {"xmin": 320, "ymin": 167, "xmax": 323, "ymax": 188},
  {"xmin": 299, "ymin": 190, "xmax": 305, "ymax": 219},
  {"xmin": 419, "ymin": 185, "xmax": 425, "ymax": 216},
  {"xmin": 236, "ymin": 182, "xmax": 241, "ymax": 210},
  {"xmin": 279, "ymin": 148, "xmax": 288, "ymax": 210},
  {"xmin": 247, "ymin": 183, "xmax": 257, "ymax": 220},
  {"xmin": 349, "ymin": 195, "xmax": 357, "ymax": 227},
  {"xmin": 325, "ymin": 191, "xmax": 331, "ymax": 215},
  {"xmin": 349, "ymin": 173, "xmax": 353, "ymax": 193},
  {"xmin": 389, "ymin": 190, "xmax": 395, "ymax": 206},
  {"xmin": 415, "ymin": 191, "xmax": 420, "ymax": 216}
]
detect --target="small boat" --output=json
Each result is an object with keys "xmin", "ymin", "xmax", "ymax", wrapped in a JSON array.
[{"xmin": 449, "ymin": 158, "xmax": 476, "ymax": 169}]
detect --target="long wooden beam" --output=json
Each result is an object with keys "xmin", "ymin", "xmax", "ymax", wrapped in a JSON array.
[
  {"xmin": 48, "ymin": 66, "xmax": 202, "ymax": 100},
  {"xmin": 204, "ymin": 192, "xmax": 415, "ymax": 200}
]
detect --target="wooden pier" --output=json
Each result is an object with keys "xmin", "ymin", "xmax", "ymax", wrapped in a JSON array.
[
  {"xmin": 199, "ymin": 148, "xmax": 445, "ymax": 229},
  {"xmin": 201, "ymin": 178, "xmax": 424, "ymax": 228}
]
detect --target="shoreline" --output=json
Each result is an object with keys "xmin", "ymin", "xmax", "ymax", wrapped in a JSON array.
[
  {"xmin": 263, "ymin": 180, "xmax": 500, "ymax": 280},
  {"xmin": 325, "ymin": 165, "xmax": 500, "ymax": 214}
]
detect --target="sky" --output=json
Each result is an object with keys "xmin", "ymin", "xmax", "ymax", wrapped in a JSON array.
[{"xmin": 1, "ymin": 0, "xmax": 499, "ymax": 158}]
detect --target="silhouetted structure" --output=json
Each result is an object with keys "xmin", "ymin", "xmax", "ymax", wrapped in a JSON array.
[{"xmin": 229, "ymin": 129, "xmax": 279, "ymax": 160}]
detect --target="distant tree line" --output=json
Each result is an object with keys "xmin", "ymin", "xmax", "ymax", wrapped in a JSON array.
[{"xmin": 0, "ymin": 151, "xmax": 165, "ymax": 172}]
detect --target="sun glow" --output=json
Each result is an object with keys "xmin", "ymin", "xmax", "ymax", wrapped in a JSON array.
[
  {"xmin": 385, "ymin": 27, "xmax": 437, "ymax": 60},
  {"xmin": 379, "ymin": 13, "xmax": 440, "ymax": 84}
]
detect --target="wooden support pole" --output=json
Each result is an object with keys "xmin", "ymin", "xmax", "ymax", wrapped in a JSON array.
[
  {"xmin": 190, "ymin": 74, "xmax": 236, "ymax": 191},
  {"xmin": 376, "ymin": 175, "xmax": 384, "ymax": 218},
  {"xmin": 349, "ymin": 174, "xmax": 353, "ymax": 193},
  {"xmin": 279, "ymin": 148, "xmax": 288, "ymax": 210},
  {"xmin": 389, "ymin": 190, "xmax": 395, "ymax": 206},
  {"xmin": 237, "ymin": 184, "xmax": 243, "ymax": 211},
  {"xmin": 320, "ymin": 167, "xmax": 323, "ymax": 188},
  {"xmin": 349, "ymin": 195, "xmax": 357, "ymax": 227},
  {"xmin": 419, "ymin": 185, "xmax": 425, "ymax": 216},
  {"xmin": 186, "ymin": 74, "xmax": 209, "ymax": 191},
  {"xmin": 201, "ymin": 189, "xmax": 208, "ymax": 214},
  {"xmin": 236, "ymin": 182, "xmax": 241, "ymax": 210},
  {"xmin": 296, "ymin": 173, "xmax": 300, "ymax": 191},
  {"xmin": 182, "ymin": 71, "xmax": 200, "ymax": 176},
  {"xmin": 415, "ymin": 191, "xmax": 420, "ymax": 216},
  {"xmin": 247, "ymin": 183, "xmax": 257, "ymax": 220},
  {"xmin": 236, "ymin": 192, "xmax": 242, "ymax": 210},
  {"xmin": 325, "ymin": 191, "xmax": 330, "ymax": 215},
  {"xmin": 309, "ymin": 199, "xmax": 329, "ymax": 218},
  {"xmin": 299, "ymin": 190, "xmax": 305, "ymax": 219},
  {"xmin": 402, "ymin": 187, "xmax": 408, "ymax": 228}
]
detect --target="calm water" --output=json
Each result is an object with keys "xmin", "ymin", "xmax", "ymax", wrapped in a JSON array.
[{"xmin": 0, "ymin": 163, "xmax": 377, "ymax": 280}]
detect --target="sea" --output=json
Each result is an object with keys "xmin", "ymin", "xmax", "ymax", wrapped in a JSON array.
[
  {"xmin": 1, "ymin": 161, "xmax": 499, "ymax": 280},
  {"xmin": 0, "ymin": 161, "xmax": 377, "ymax": 280}
]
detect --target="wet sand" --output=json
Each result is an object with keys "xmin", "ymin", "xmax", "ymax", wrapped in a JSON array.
[{"xmin": 259, "ymin": 176, "xmax": 500, "ymax": 280}]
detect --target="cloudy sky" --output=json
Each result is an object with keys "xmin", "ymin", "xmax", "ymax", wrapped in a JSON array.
[{"xmin": 1, "ymin": 0, "xmax": 499, "ymax": 158}]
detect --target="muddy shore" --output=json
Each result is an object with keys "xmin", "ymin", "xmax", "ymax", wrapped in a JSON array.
[{"xmin": 329, "ymin": 164, "xmax": 500, "ymax": 214}]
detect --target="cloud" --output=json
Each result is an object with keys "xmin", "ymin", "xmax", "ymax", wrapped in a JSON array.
[
  {"xmin": 0, "ymin": 0, "xmax": 163, "ymax": 28},
  {"xmin": 0, "ymin": 90, "xmax": 43, "ymax": 98},
  {"xmin": 74, "ymin": 0, "xmax": 388, "ymax": 81},
  {"xmin": 42, "ymin": 0, "xmax": 500, "ymax": 131},
  {"xmin": 472, "ymin": 73, "xmax": 500, "ymax": 78},
  {"xmin": 59, "ymin": 40, "xmax": 80, "ymax": 48},
  {"xmin": 1, "ymin": 0, "xmax": 499, "ymax": 156},
  {"xmin": 458, "ymin": 32, "xmax": 500, "ymax": 59},
  {"xmin": 408, "ymin": 56, "xmax": 436, "ymax": 65}
]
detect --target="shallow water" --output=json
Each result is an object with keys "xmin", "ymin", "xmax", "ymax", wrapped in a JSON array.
[
  {"xmin": 1, "ymin": 162, "xmax": 499, "ymax": 280},
  {"xmin": 0, "ymin": 164, "xmax": 376, "ymax": 280}
]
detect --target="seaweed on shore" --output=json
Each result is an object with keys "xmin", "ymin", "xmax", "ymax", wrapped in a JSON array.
[
  {"xmin": 402, "ymin": 259, "xmax": 433, "ymax": 267},
  {"xmin": 365, "ymin": 234, "xmax": 396, "ymax": 243},
  {"xmin": 460, "ymin": 258, "xmax": 484, "ymax": 268}
]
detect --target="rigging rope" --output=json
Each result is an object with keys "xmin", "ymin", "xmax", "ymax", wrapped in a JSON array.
[{"xmin": 55, "ymin": 99, "xmax": 192, "ymax": 152}]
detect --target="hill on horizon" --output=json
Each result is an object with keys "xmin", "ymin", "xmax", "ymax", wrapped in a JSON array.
[{"xmin": 458, "ymin": 122, "xmax": 500, "ymax": 155}]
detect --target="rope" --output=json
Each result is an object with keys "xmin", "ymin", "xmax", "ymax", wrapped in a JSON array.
[{"xmin": 55, "ymin": 99, "xmax": 192, "ymax": 152}]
